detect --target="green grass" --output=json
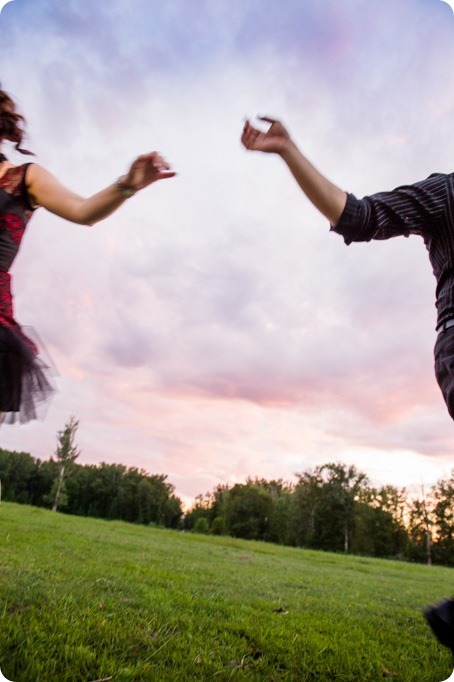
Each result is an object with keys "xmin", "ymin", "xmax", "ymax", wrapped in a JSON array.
[{"xmin": 0, "ymin": 503, "xmax": 452, "ymax": 681}]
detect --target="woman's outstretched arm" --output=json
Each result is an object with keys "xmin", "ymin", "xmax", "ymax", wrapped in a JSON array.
[
  {"xmin": 26, "ymin": 151, "xmax": 175, "ymax": 226},
  {"xmin": 241, "ymin": 117, "xmax": 347, "ymax": 225}
]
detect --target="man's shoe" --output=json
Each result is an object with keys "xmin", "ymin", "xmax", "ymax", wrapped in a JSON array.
[{"xmin": 424, "ymin": 599, "xmax": 454, "ymax": 654}]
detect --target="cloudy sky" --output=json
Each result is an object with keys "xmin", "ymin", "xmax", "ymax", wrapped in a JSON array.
[{"xmin": 1, "ymin": 0, "xmax": 453, "ymax": 506}]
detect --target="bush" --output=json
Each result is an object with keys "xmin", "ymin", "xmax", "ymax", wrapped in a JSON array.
[
  {"xmin": 210, "ymin": 516, "xmax": 226, "ymax": 535},
  {"xmin": 193, "ymin": 517, "xmax": 210, "ymax": 534}
]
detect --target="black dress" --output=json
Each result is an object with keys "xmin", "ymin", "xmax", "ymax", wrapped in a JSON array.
[{"xmin": 0, "ymin": 163, "xmax": 54, "ymax": 423}]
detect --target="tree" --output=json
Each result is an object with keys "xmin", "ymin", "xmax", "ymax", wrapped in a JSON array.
[
  {"xmin": 210, "ymin": 516, "xmax": 226, "ymax": 535},
  {"xmin": 353, "ymin": 485, "xmax": 409, "ymax": 558},
  {"xmin": 162, "ymin": 494, "xmax": 183, "ymax": 529},
  {"xmin": 183, "ymin": 494, "xmax": 213, "ymax": 531},
  {"xmin": 351, "ymin": 502, "xmax": 408, "ymax": 557},
  {"xmin": 373, "ymin": 485, "xmax": 407, "ymax": 527},
  {"xmin": 317, "ymin": 463, "xmax": 369, "ymax": 553},
  {"xmin": 267, "ymin": 487, "xmax": 293, "ymax": 545},
  {"xmin": 193, "ymin": 517, "xmax": 210, "ymax": 534},
  {"xmin": 406, "ymin": 490, "xmax": 435, "ymax": 565},
  {"xmin": 431, "ymin": 471, "xmax": 454, "ymax": 566},
  {"xmin": 290, "ymin": 469, "xmax": 324, "ymax": 547},
  {"xmin": 224, "ymin": 481, "xmax": 274, "ymax": 540},
  {"xmin": 0, "ymin": 449, "xmax": 38, "ymax": 503},
  {"xmin": 50, "ymin": 416, "xmax": 81, "ymax": 512},
  {"xmin": 30, "ymin": 458, "xmax": 59, "ymax": 507}
]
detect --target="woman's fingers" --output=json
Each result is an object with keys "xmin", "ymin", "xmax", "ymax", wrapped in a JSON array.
[
  {"xmin": 126, "ymin": 152, "xmax": 176, "ymax": 188},
  {"xmin": 156, "ymin": 170, "xmax": 176, "ymax": 180}
]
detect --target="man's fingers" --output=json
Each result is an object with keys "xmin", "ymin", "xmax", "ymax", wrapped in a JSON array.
[{"xmin": 258, "ymin": 115, "xmax": 278, "ymax": 124}]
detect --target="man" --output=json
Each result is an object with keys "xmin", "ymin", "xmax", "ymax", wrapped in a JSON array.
[{"xmin": 241, "ymin": 116, "xmax": 454, "ymax": 655}]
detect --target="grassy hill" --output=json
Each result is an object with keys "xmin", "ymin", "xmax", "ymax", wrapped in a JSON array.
[{"xmin": 0, "ymin": 502, "xmax": 452, "ymax": 681}]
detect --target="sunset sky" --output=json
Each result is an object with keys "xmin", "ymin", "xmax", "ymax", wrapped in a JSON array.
[{"xmin": 1, "ymin": 0, "xmax": 453, "ymax": 506}]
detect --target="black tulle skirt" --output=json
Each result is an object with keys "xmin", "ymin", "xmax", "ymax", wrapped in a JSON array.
[{"xmin": 0, "ymin": 324, "xmax": 55, "ymax": 424}]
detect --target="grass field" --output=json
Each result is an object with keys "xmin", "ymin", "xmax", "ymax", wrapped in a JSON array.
[{"xmin": 0, "ymin": 502, "xmax": 452, "ymax": 681}]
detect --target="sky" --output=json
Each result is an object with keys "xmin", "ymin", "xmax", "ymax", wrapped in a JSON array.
[{"xmin": 1, "ymin": 0, "xmax": 453, "ymax": 507}]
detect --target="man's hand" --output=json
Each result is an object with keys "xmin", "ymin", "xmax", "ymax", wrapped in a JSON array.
[{"xmin": 241, "ymin": 117, "xmax": 291, "ymax": 154}]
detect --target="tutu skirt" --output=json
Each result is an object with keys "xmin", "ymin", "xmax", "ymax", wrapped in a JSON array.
[{"xmin": 0, "ymin": 323, "xmax": 55, "ymax": 424}]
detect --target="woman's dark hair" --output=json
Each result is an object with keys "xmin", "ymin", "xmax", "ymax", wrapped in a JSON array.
[{"xmin": 0, "ymin": 85, "xmax": 34, "ymax": 156}]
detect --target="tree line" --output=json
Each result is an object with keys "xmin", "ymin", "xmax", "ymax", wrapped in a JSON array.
[
  {"xmin": 184, "ymin": 463, "xmax": 454, "ymax": 567},
  {"xmin": 0, "ymin": 422, "xmax": 452, "ymax": 565},
  {"xmin": 0, "ymin": 448, "xmax": 183, "ymax": 528}
]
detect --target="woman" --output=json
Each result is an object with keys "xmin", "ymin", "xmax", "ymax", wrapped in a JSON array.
[{"xmin": 0, "ymin": 86, "xmax": 175, "ymax": 424}]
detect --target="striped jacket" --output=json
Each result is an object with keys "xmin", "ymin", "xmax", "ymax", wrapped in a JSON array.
[{"xmin": 331, "ymin": 173, "xmax": 454, "ymax": 330}]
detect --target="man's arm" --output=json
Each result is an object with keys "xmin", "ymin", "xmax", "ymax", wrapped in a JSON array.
[{"xmin": 241, "ymin": 117, "xmax": 347, "ymax": 225}]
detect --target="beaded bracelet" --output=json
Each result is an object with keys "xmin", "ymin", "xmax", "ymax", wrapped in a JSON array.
[{"xmin": 116, "ymin": 176, "xmax": 136, "ymax": 198}]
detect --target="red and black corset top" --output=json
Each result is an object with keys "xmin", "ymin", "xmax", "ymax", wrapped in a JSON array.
[
  {"xmin": 0, "ymin": 164, "xmax": 36, "ymax": 333},
  {"xmin": 0, "ymin": 164, "xmax": 35, "ymax": 273}
]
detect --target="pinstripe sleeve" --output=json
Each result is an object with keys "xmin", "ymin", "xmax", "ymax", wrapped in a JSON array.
[{"xmin": 331, "ymin": 173, "xmax": 449, "ymax": 245}]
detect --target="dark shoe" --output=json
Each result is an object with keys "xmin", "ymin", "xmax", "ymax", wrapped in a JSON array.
[{"xmin": 424, "ymin": 599, "xmax": 454, "ymax": 654}]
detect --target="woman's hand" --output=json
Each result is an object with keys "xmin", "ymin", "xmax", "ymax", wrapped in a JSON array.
[
  {"xmin": 122, "ymin": 152, "xmax": 176, "ymax": 192},
  {"xmin": 241, "ymin": 117, "xmax": 291, "ymax": 155}
]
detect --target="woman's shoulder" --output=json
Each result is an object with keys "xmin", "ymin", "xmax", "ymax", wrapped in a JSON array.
[
  {"xmin": 0, "ymin": 163, "xmax": 38, "ymax": 212},
  {"xmin": 1, "ymin": 163, "xmax": 29, "ymax": 188},
  {"xmin": 0, "ymin": 162, "xmax": 35, "ymax": 181},
  {"xmin": 0, "ymin": 162, "xmax": 17, "ymax": 181}
]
